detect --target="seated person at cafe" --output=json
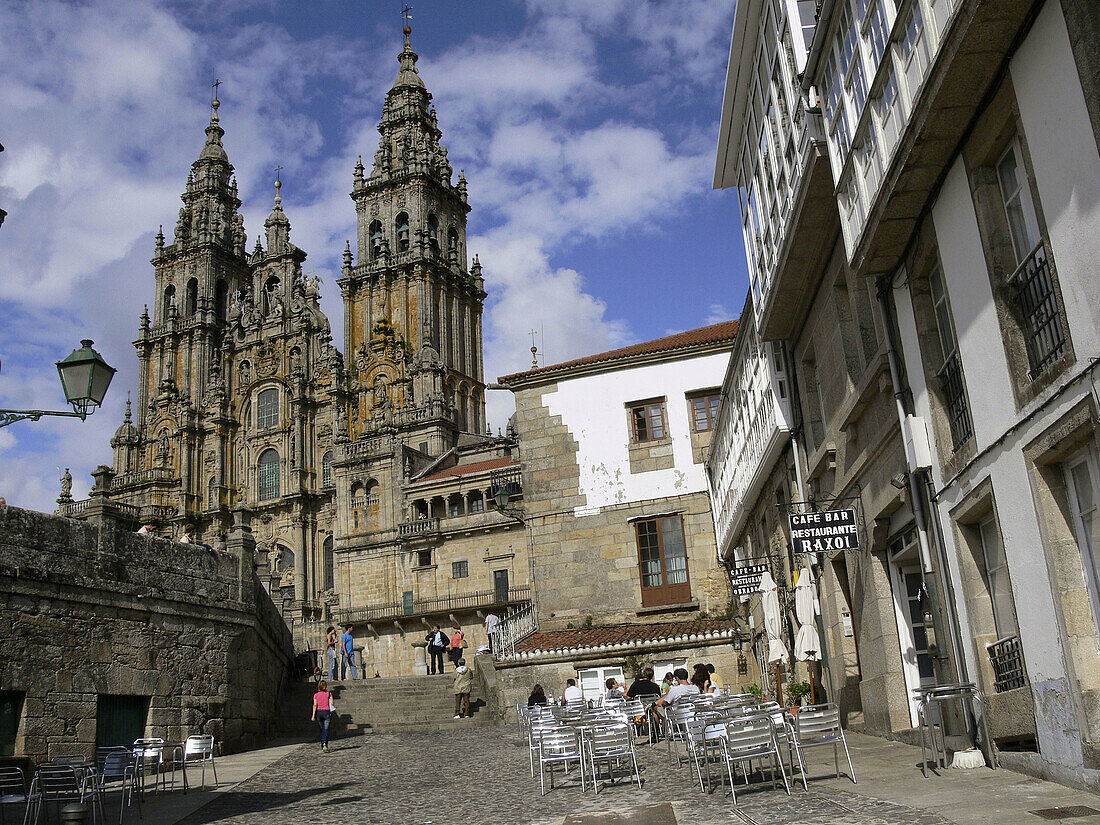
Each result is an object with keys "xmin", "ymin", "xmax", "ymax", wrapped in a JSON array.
[
  {"xmin": 563, "ymin": 678, "xmax": 584, "ymax": 705},
  {"xmin": 626, "ymin": 667, "xmax": 661, "ymax": 699},
  {"xmin": 654, "ymin": 668, "xmax": 700, "ymax": 708}
]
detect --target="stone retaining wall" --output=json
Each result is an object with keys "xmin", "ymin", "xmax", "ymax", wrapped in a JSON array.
[{"xmin": 0, "ymin": 504, "xmax": 293, "ymax": 762}]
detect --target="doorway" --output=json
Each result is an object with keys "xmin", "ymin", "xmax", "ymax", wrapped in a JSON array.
[{"xmin": 888, "ymin": 528, "xmax": 935, "ymax": 726}]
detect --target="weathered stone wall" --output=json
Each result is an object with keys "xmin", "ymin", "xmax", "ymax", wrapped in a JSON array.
[{"xmin": 0, "ymin": 504, "xmax": 293, "ymax": 762}]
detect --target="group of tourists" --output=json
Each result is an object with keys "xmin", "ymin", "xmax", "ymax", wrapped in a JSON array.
[
  {"xmin": 524, "ymin": 662, "xmax": 725, "ymax": 710},
  {"xmin": 425, "ymin": 622, "xmax": 469, "ymax": 674},
  {"xmin": 324, "ymin": 624, "xmax": 359, "ymax": 681}
]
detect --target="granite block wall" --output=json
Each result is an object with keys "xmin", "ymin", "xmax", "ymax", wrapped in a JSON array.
[{"xmin": 0, "ymin": 504, "xmax": 293, "ymax": 762}]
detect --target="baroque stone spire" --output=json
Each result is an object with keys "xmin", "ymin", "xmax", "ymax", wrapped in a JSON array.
[
  {"xmin": 264, "ymin": 176, "xmax": 291, "ymax": 253},
  {"xmin": 369, "ymin": 24, "xmax": 453, "ymax": 187}
]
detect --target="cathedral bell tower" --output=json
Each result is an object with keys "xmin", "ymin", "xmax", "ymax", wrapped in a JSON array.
[
  {"xmin": 339, "ymin": 24, "xmax": 486, "ymax": 455},
  {"xmin": 119, "ymin": 94, "xmax": 249, "ymax": 516}
]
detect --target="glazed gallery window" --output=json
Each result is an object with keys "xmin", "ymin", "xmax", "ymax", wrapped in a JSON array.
[
  {"xmin": 1064, "ymin": 448, "xmax": 1100, "ymax": 638},
  {"xmin": 257, "ymin": 449, "xmax": 280, "ymax": 500},
  {"xmin": 322, "ymin": 451, "xmax": 333, "ymax": 487},
  {"xmin": 323, "ymin": 536, "xmax": 334, "ymax": 592},
  {"xmin": 256, "ymin": 388, "xmax": 279, "ymax": 429},
  {"xmin": 628, "ymin": 399, "xmax": 667, "ymax": 442},
  {"xmin": 635, "ymin": 515, "xmax": 691, "ymax": 607},
  {"xmin": 689, "ymin": 392, "xmax": 721, "ymax": 432}
]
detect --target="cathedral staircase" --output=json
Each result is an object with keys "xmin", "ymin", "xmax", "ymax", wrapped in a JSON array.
[{"xmin": 278, "ymin": 673, "xmax": 493, "ymax": 738}]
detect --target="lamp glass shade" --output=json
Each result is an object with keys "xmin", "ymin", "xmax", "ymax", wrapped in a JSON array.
[
  {"xmin": 56, "ymin": 339, "xmax": 116, "ymax": 415},
  {"xmin": 492, "ymin": 486, "xmax": 510, "ymax": 509}
]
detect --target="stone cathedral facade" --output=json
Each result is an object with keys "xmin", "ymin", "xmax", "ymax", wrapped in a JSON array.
[{"xmin": 69, "ymin": 31, "xmax": 528, "ymax": 673}]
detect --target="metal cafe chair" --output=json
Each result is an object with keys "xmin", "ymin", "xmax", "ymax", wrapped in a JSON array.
[
  {"xmin": 132, "ymin": 739, "xmax": 167, "ymax": 795},
  {"xmin": 536, "ymin": 727, "xmax": 586, "ymax": 796},
  {"xmin": 34, "ymin": 765, "xmax": 98, "ymax": 825},
  {"xmin": 0, "ymin": 767, "xmax": 40, "ymax": 825},
  {"xmin": 716, "ymin": 713, "xmax": 791, "ymax": 804},
  {"xmin": 94, "ymin": 749, "xmax": 140, "ymax": 825},
  {"xmin": 180, "ymin": 735, "xmax": 217, "ymax": 792},
  {"xmin": 584, "ymin": 723, "xmax": 642, "ymax": 795},
  {"xmin": 789, "ymin": 702, "xmax": 857, "ymax": 787}
]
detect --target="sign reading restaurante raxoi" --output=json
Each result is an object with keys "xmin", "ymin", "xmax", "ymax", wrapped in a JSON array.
[{"xmin": 788, "ymin": 509, "xmax": 859, "ymax": 555}]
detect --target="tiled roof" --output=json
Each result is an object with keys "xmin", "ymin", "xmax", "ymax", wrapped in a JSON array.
[
  {"xmin": 417, "ymin": 456, "xmax": 518, "ymax": 483},
  {"xmin": 513, "ymin": 620, "xmax": 737, "ymax": 655},
  {"xmin": 499, "ymin": 319, "xmax": 739, "ymax": 384}
]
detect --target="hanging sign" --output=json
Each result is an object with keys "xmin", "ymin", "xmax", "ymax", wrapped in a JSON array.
[
  {"xmin": 789, "ymin": 509, "xmax": 859, "ymax": 555},
  {"xmin": 729, "ymin": 563, "xmax": 768, "ymax": 596}
]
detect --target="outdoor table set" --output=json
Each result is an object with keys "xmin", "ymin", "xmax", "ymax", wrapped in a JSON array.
[
  {"xmin": 915, "ymin": 682, "xmax": 998, "ymax": 776},
  {"xmin": 0, "ymin": 735, "xmax": 218, "ymax": 825},
  {"xmin": 517, "ymin": 692, "xmax": 857, "ymax": 804}
]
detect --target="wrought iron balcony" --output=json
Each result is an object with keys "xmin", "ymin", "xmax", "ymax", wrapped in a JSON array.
[
  {"xmin": 1010, "ymin": 239, "xmax": 1067, "ymax": 378},
  {"xmin": 935, "ymin": 351, "xmax": 973, "ymax": 449},
  {"xmin": 987, "ymin": 634, "xmax": 1027, "ymax": 693},
  {"xmin": 338, "ymin": 585, "xmax": 532, "ymax": 625}
]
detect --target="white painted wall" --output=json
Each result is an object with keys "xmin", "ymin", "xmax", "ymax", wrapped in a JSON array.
[
  {"xmin": 541, "ymin": 351, "xmax": 731, "ymax": 514},
  {"xmin": 1012, "ymin": 0, "xmax": 1100, "ymax": 360},
  {"xmin": 893, "ymin": 1, "xmax": 1100, "ymax": 771}
]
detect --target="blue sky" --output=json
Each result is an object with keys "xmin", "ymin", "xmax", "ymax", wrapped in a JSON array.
[{"xmin": 0, "ymin": 0, "xmax": 748, "ymax": 511}]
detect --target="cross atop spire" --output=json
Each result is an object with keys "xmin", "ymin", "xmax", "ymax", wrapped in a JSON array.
[{"xmin": 402, "ymin": 3, "xmax": 412, "ymax": 47}]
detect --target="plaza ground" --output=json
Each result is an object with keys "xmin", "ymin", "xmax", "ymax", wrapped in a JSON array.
[{"xmin": 130, "ymin": 725, "xmax": 1100, "ymax": 825}]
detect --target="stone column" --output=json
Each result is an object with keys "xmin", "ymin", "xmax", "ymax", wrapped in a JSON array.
[
  {"xmin": 412, "ymin": 641, "xmax": 428, "ymax": 676},
  {"xmin": 228, "ymin": 506, "xmax": 256, "ymax": 602}
]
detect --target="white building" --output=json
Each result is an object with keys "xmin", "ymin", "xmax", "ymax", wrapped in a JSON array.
[{"xmin": 806, "ymin": 0, "xmax": 1100, "ymax": 788}]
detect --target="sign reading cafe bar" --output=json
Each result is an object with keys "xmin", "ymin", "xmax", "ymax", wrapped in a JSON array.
[{"xmin": 789, "ymin": 509, "xmax": 859, "ymax": 555}]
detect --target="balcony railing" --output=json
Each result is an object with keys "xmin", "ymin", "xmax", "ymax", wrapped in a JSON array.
[
  {"xmin": 1010, "ymin": 240, "xmax": 1067, "ymax": 378},
  {"xmin": 109, "ymin": 467, "xmax": 176, "ymax": 489},
  {"xmin": 398, "ymin": 517, "xmax": 440, "ymax": 537},
  {"xmin": 936, "ymin": 351, "xmax": 973, "ymax": 449},
  {"xmin": 489, "ymin": 468, "xmax": 522, "ymax": 496},
  {"xmin": 490, "ymin": 600, "xmax": 538, "ymax": 660},
  {"xmin": 987, "ymin": 635, "xmax": 1027, "ymax": 693},
  {"xmin": 339, "ymin": 585, "xmax": 532, "ymax": 625}
]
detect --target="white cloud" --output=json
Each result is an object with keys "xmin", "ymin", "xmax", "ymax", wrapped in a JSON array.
[{"xmin": 0, "ymin": 0, "xmax": 729, "ymax": 512}]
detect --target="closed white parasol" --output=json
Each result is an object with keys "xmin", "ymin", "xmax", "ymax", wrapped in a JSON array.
[
  {"xmin": 759, "ymin": 570, "xmax": 788, "ymax": 665},
  {"xmin": 794, "ymin": 564, "xmax": 821, "ymax": 662}
]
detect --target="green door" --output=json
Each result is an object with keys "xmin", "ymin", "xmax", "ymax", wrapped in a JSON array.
[{"xmin": 95, "ymin": 695, "xmax": 148, "ymax": 750}]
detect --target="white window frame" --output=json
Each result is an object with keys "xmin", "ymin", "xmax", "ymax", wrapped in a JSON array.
[
  {"xmin": 977, "ymin": 514, "xmax": 1016, "ymax": 640},
  {"xmin": 996, "ymin": 138, "xmax": 1042, "ymax": 266},
  {"xmin": 1064, "ymin": 446, "xmax": 1100, "ymax": 642},
  {"xmin": 578, "ymin": 665, "xmax": 625, "ymax": 703}
]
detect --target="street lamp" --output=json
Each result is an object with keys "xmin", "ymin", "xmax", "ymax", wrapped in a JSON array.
[
  {"xmin": 0, "ymin": 340, "xmax": 116, "ymax": 428},
  {"xmin": 490, "ymin": 482, "xmax": 526, "ymax": 524}
]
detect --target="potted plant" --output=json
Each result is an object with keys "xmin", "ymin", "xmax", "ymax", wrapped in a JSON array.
[
  {"xmin": 787, "ymin": 681, "xmax": 811, "ymax": 710},
  {"xmin": 742, "ymin": 683, "xmax": 763, "ymax": 700}
]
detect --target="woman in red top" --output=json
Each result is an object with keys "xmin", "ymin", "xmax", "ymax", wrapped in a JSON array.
[
  {"xmin": 448, "ymin": 622, "xmax": 466, "ymax": 671},
  {"xmin": 312, "ymin": 679, "xmax": 335, "ymax": 752}
]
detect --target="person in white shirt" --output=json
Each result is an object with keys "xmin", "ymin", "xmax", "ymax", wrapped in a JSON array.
[
  {"xmin": 655, "ymin": 668, "xmax": 700, "ymax": 708},
  {"xmin": 562, "ymin": 678, "xmax": 584, "ymax": 705}
]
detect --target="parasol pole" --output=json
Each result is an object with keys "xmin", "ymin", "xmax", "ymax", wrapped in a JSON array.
[{"xmin": 777, "ymin": 662, "xmax": 783, "ymax": 706}]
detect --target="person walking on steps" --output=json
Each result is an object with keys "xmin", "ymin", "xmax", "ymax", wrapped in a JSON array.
[
  {"xmin": 453, "ymin": 659, "xmax": 472, "ymax": 719},
  {"xmin": 325, "ymin": 625, "xmax": 338, "ymax": 681},
  {"xmin": 312, "ymin": 679, "xmax": 336, "ymax": 752},
  {"xmin": 340, "ymin": 625, "xmax": 359, "ymax": 680},
  {"xmin": 448, "ymin": 622, "xmax": 467, "ymax": 670},
  {"xmin": 426, "ymin": 624, "xmax": 449, "ymax": 675}
]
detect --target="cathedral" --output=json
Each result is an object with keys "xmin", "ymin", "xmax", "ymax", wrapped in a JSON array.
[{"xmin": 73, "ymin": 27, "xmax": 528, "ymax": 673}]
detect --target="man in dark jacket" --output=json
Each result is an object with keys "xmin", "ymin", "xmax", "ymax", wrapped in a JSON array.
[{"xmin": 426, "ymin": 625, "xmax": 450, "ymax": 675}]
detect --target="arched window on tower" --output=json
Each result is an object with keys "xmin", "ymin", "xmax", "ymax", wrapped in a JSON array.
[
  {"xmin": 186, "ymin": 278, "xmax": 198, "ymax": 316},
  {"xmin": 322, "ymin": 450, "xmax": 333, "ymax": 487},
  {"xmin": 163, "ymin": 284, "xmax": 176, "ymax": 316},
  {"xmin": 215, "ymin": 279, "xmax": 228, "ymax": 323},
  {"xmin": 396, "ymin": 212, "xmax": 410, "ymax": 253},
  {"xmin": 369, "ymin": 220, "xmax": 384, "ymax": 260},
  {"xmin": 323, "ymin": 536, "xmax": 335, "ymax": 592},
  {"xmin": 257, "ymin": 449, "xmax": 280, "ymax": 501},
  {"xmin": 427, "ymin": 214, "xmax": 439, "ymax": 256},
  {"xmin": 447, "ymin": 227, "xmax": 459, "ymax": 259}
]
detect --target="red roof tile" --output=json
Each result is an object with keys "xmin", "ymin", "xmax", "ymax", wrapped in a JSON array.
[
  {"xmin": 513, "ymin": 620, "xmax": 736, "ymax": 654},
  {"xmin": 417, "ymin": 456, "xmax": 518, "ymax": 483},
  {"xmin": 499, "ymin": 319, "xmax": 739, "ymax": 384}
]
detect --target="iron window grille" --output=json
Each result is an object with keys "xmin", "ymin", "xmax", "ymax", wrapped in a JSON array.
[
  {"xmin": 987, "ymin": 635, "xmax": 1027, "ymax": 692},
  {"xmin": 936, "ymin": 351, "xmax": 973, "ymax": 448},
  {"xmin": 1010, "ymin": 240, "xmax": 1067, "ymax": 378}
]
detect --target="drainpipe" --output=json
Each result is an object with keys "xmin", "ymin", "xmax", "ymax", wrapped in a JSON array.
[{"xmin": 875, "ymin": 275, "xmax": 966, "ymax": 687}]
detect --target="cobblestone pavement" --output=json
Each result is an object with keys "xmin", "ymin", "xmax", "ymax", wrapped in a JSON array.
[{"xmin": 174, "ymin": 726, "xmax": 953, "ymax": 825}]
